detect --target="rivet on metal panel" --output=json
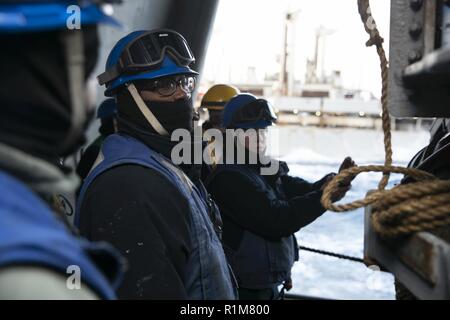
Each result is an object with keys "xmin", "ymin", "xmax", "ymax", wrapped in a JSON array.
[
  {"xmin": 409, "ymin": 21, "xmax": 423, "ymax": 39},
  {"xmin": 410, "ymin": 0, "xmax": 423, "ymax": 11},
  {"xmin": 408, "ymin": 50, "xmax": 422, "ymax": 63}
]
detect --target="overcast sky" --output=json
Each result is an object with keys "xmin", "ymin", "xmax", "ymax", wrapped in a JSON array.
[{"xmin": 202, "ymin": 0, "xmax": 390, "ymax": 97}]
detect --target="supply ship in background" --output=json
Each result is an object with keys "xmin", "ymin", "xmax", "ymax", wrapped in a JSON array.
[{"xmin": 197, "ymin": 18, "xmax": 432, "ymax": 163}]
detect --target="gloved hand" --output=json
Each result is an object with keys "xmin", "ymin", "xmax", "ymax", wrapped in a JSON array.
[
  {"xmin": 284, "ymin": 277, "xmax": 293, "ymax": 291},
  {"xmin": 338, "ymin": 157, "xmax": 357, "ymax": 187},
  {"xmin": 321, "ymin": 157, "xmax": 357, "ymax": 202}
]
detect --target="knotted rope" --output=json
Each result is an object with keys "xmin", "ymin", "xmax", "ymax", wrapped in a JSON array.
[{"xmin": 320, "ymin": 0, "xmax": 450, "ymax": 239}]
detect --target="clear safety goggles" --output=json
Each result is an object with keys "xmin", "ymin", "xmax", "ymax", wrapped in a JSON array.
[{"xmin": 136, "ymin": 74, "xmax": 196, "ymax": 97}]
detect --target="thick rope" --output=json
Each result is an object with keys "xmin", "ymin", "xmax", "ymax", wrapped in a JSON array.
[
  {"xmin": 357, "ymin": 0, "xmax": 392, "ymax": 190},
  {"xmin": 320, "ymin": 0, "xmax": 450, "ymax": 239}
]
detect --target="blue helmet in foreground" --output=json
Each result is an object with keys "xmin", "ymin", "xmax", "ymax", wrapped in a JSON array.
[
  {"xmin": 99, "ymin": 29, "xmax": 199, "ymax": 97},
  {"xmin": 222, "ymin": 93, "xmax": 277, "ymax": 129},
  {"xmin": 0, "ymin": 0, "xmax": 121, "ymax": 154},
  {"xmin": 0, "ymin": 0, "xmax": 120, "ymax": 33}
]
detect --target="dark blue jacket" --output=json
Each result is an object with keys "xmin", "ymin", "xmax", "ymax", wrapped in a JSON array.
[{"xmin": 207, "ymin": 162, "xmax": 329, "ymax": 289}]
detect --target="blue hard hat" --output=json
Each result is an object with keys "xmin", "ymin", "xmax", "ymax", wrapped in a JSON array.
[
  {"xmin": 102, "ymin": 30, "xmax": 199, "ymax": 97},
  {"xmin": 222, "ymin": 93, "xmax": 276, "ymax": 129},
  {"xmin": 0, "ymin": 0, "xmax": 120, "ymax": 33},
  {"xmin": 96, "ymin": 98, "xmax": 117, "ymax": 119}
]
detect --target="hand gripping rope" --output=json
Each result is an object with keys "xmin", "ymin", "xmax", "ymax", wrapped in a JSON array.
[
  {"xmin": 300, "ymin": 1, "xmax": 450, "ymax": 265},
  {"xmin": 320, "ymin": 0, "xmax": 450, "ymax": 239}
]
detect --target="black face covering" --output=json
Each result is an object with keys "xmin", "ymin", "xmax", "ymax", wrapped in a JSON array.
[
  {"xmin": 143, "ymin": 98, "xmax": 194, "ymax": 133},
  {"xmin": 116, "ymin": 87, "xmax": 204, "ymax": 180},
  {"xmin": 116, "ymin": 87, "xmax": 195, "ymax": 134},
  {"xmin": 0, "ymin": 26, "xmax": 99, "ymax": 164}
]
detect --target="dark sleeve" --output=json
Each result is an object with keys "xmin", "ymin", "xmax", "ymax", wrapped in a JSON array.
[
  {"xmin": 281, "ymin": 173, "xmax": 336, "ymax": 199},
  {"xmin": 79, "ymin": 165, "xmax": 192, "ymax": 300},
  {"xmin": 208, "ymin": 170, "xmax": 327, "ymax": 240},
  {"xmin": 76, "ymin": 143, "xmax": 100, "ymax": 179}
]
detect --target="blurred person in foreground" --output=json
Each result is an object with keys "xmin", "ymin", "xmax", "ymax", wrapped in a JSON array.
[{"xmin": 0, "ymin": 0, "xmax": 125, "ymax": 299}]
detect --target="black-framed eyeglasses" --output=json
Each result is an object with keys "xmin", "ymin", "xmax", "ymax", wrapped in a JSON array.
[{"xmin": 137, "ymin": 75, "xmax": 197, "ymax": 97}]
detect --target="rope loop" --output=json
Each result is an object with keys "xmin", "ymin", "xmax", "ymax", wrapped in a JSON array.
[{"xmin": 320, "ymin": 0, "xmax": 450, "ymax": 239}]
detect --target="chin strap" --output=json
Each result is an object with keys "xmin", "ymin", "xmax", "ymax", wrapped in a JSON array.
[{"xmin": 126, "ymin": 83, "xmax": 169, "ymax": 136}]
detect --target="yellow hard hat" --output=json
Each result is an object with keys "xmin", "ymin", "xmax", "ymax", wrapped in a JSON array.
[{"xmin": 201, "ymin": 84, "xmax": 240, "ymax": 110}]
